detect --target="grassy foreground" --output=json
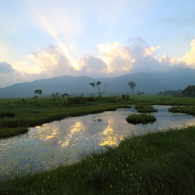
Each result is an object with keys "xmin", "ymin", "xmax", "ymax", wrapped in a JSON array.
[{"xmin": 1, "ymin": 126, "xmax": 195, "ymax": 194}]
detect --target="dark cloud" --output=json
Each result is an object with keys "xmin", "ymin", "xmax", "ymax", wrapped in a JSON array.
[{"xmin": 0, "ymin": 62, "xmax": 15, "ymax": 73}]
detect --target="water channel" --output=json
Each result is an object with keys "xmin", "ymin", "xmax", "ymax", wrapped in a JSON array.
[{"xmin": 1, "ymin": 105, "xmax": 195, "ymax": 180}]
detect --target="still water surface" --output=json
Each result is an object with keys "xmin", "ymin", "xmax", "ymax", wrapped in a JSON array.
[{"xmin": 1, "ymin": 105, "xmax": 195, "ymax": 179}]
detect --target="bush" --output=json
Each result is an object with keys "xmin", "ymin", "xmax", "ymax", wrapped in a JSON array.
[
  {"xmin": 122, "ymin": 94, "xmax": 129, "ymax": 100},
  {"xmin": 67, "ymin": 96, "xmax": 88, "ymax": 105}
]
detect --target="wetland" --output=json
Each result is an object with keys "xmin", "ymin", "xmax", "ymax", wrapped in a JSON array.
[
  {"xmin": 1, "ymin": 96, "xmax": 195, "ymax": 195},
  {"xmin": 1, "ymin": 105, "xmax": 195, "ymax": 180}
]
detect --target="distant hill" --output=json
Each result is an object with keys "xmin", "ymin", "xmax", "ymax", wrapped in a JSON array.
[{"xmin": 0, "ymin": 68, "xmax": 195, "ymax": 98}]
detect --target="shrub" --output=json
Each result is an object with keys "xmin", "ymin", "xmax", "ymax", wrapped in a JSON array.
[
  {"xmin": 122, "ymin": 94, "xmax": 129, "ymax": 100},
  {"xmin": 67, "ymin": 96, "xmax": 88, "ymax": 105}
]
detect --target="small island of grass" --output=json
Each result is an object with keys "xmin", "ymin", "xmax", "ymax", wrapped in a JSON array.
[{"xmin": 126, "ymin": 113, "xmax": 156, "ymax": 124}]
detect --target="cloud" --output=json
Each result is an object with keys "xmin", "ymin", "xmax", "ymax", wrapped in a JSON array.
[
  {"xmin": 78, "ymin": 54, "xmax": 107, "ymax": 73},
  {"xmin": 96, "ymin": 39, "xmax": 162, "ymax": 75},
  {"xmin": 0, "ymin": 62, "xmax": 15, "ymax": 73},
  {"xmin": 0, "ymin": 63, "xmax": 32, "ymax": 88},
  {"xmin": 182, "ymin": 39, "xmax": 195, "ymax": 67},
  {"xmin": 28, "ymin": 44, "xmax": 76, "ymax": 77},
  {"xmin": 1, "ymin": 37, "xmax": 195, "ymax": 88},
  {"xmin": 96, "ymin": 42, "xmax": 134, "ymax": 75}
]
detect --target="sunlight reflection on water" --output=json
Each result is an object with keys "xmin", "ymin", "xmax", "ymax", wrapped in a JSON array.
[{"xmin": 0, "ymin": 105, "xmax": 195, "ymax": 180}]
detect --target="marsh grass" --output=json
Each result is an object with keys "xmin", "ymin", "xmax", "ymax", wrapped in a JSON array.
[
  {"xmin": 1, "ymin": 126, "xmax": 195, "ymax": 194},
  {"xmin": 0, "ymin": 112, "xmax": 15, "ymax": 118},
  {"xmin": 0, "ymin": 127, "xmax": 28, "ymax": 138},
  {"xmin": 169, "ymin": 106, "xmax": 195, "ymax": 116},
  {"xmin": 126, "ymin": 113, "xmax": 156, "ymax": 124},
  {"xmin": 135, "ymin": 105, "xmax": 158, "ymax": 113}
]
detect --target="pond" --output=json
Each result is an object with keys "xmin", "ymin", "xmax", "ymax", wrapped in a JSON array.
[{"xmin": 1, "ymin": 105, "xmax": 195, "ymax": 180}]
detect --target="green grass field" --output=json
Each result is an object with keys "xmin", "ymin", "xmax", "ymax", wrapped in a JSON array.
[{"xmin": 1, "ymin": 95, "xmax": 195, "ymax": 194}]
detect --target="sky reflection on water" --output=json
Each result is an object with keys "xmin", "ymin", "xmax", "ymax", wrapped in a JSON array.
[{"xmin": 1, "ymin": 105, "xmax": 195, "ymax": 179}]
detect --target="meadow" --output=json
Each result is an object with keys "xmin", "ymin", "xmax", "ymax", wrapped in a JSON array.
[{"xmin": 1, "ymin": 95, "xmax": 195, "ymax": 194}]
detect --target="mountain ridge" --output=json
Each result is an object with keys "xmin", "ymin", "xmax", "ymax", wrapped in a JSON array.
[{"xmin": 0, "ymin": 69, "xmax": 195, "ymax": 98}]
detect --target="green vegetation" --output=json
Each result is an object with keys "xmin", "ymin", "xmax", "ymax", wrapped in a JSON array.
[
  {"xmin": 135, "ymin": 105, "xmax": 158, "ymax": 113},
  {"xmin": 126, "ymin": 113, "xmax": 156, "ymax": 124},
  {"xmin": 1, "ymin": 126, "xmax": 195, "ymax": 194},
  {"xmin": 157, "ymin": 89, "xmax": 183, "ymax": 96},
  {"xmin": 169, "ymin": 106, "xmax": 195, "ymax": 116},
  {"xmin": 182, "ymin": 85, "xmax": 195, "ymax": 97},
  {"xmin": 0, "ymin": 111, "xmax": 15, "ymax": 118},
  {"xmin": 1, "ymin": 95, "xmax": 195, "ymax": 194}
]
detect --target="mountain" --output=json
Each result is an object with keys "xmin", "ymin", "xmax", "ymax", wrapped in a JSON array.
[{"xmin": 0, "ymin": 68, "xmax": 195, "ymax": 98}]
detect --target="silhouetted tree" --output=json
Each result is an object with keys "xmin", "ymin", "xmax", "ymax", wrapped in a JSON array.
[
  {"xmin": 127, "ymin": 81, "xmax": 136, "ymax": 95},
  {"xmin": 34, "ymin": 89, "xmax": 42, "ymax": 97},
  {"xmin": 62, "ymin": 93, "xmax": 69, "ymax": 98},
  {"xmin": 136, "ymin": 90, "xmax": 145, "ymax": 96},
  {"xmin": 89, "ymin": 81, "xmax": 108, "ymax": 97}
]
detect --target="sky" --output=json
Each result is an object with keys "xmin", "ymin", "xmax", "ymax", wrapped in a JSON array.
[{"xmin": 0, "ymin": 0, "xmax": 195, "ymax": 88}]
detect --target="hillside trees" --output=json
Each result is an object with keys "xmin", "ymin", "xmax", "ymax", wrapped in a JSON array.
[
  {"xmin": 89, "ymin": 81, "xmax": 108, "ymax": 97},
  {"xmin": 182, "ymin": 85, "xmax": 195, "ymax": 97}
]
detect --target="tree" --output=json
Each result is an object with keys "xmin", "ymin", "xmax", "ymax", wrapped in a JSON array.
[
  {"xmin": 62, "ymin": 93, "xmax": 69, "ymax": 98},
  {"xmin": 127, "ymin": 81, "xmax": 136, "ymax": 95},
  {"xmin": 136, "ymin": 90, "xmax": 145, "ymax": 96},
  {"xmin": 182, "ymin": 85, "xmax": 195, "ymax": 97},
  {"xmin": 89, "ymin": 81, "xmax": 108, "ymax": 97},
  {"xmin": 34, "ymin": 89, "xmax": 42, "ymax": 97}
]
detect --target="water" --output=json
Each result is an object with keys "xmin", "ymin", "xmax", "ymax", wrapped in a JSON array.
[{"xmin": 1, "ymin": 105, "xmax": 195, "ymax": 179}]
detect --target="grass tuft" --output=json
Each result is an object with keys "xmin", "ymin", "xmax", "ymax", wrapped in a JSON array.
[{"xmin": 126, "ymin": 113, "xmax": 156, "ymax": 124}]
